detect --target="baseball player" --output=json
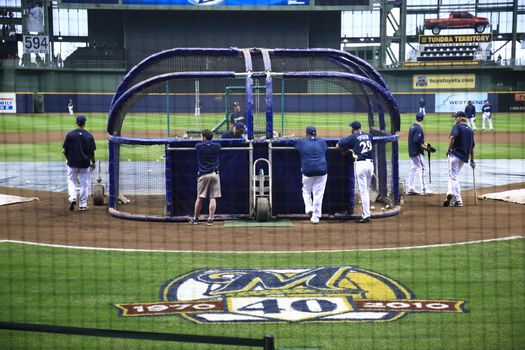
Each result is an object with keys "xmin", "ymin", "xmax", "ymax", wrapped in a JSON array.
[
  {"xmin": 481, "ymin": 100, "xmax": 493, "ymax": 131},
  {"xmin": 229, "ymin": 101, "xmax": 245, "ymax": 128},
  {"xmin": 418, "ymin": 97, "xmax": 426, "ymax": 115},
  {"xmin": 62, "ymin": 115, "xmax": 96, "ymax": 211},
  {"xmin": 464, "ymin": 100, "xmax": 477, "ymax": 130},
  {"xmin": 337, "ymin": 121, "xmax": 374, "ymax": 223},
  {"xmin": 189, "ymin": 129, "xmax": 221, "ymax": 226},
  {"xmin": 407, "ymin": 112, "xmax": 431, "ymax": 195},
  {"xmin": 222, "ymin": 122, "xmax": 246, "ymax": 139},
  {"xmin": 443, "ymin": 111, "xmax": 475, "ymax": 208},
  {"xmin": 68, "ymin": 99, "xmax": 74, "ymax": 116},
  {"xmin": 294, "ymin": 126, "xmax": 328, "ymax": 224}
]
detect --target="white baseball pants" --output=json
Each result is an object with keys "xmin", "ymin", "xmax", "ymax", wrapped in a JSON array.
[
  {"xmin": 408, "ymin": 154, "xmax": 427, "ymax": 193},
  {"xmin": 482, "ymin": 112, "xmax": 493, "ymax": 130},
  {"xmin": 466, "ymin": 117, "xmax": 476, "ymax": 130},
  {"xmin": 355, "ymin": 160, "xmax": 374, "ymax": 219},
  {"xmin": 302, "ymin": 174, "xmax": 328, "ymax": 220},
  {"xmin": 447, "ymin": 154, "xmax": 465, "ymax": 204},
  {"xmin": 67, "ymin": 166, "xmax": 90, "ymax": 207}
]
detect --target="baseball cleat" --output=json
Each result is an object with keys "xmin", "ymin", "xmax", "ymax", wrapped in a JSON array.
[
  {"xmin": 69, "ymin": 200, "xmax": 76, "ymax": 211},
  {"xmin": 453, "ymin": 201, "xmax": 463, "ymax": 207},
  {"xmin": 356, "ymin": 217, "xmax": 370, "ymax": 223},
  {"xmin": 407, "ymin": 190, "xmax": 420, "ymax": 195},
  {"xmin": 443, "ymin": 194, "xmax": 453, "ymax": 207},
  {"xmin": 206, "ymin": 218, "xmax": 213, "ymax": 226},
  {"xmin": 79, "ymin": 206, "xmax": 88, "ymax": 211},
  {"xmin": 310, "ymin": 217, "xmax": 319, "ymax": 224},
  {"xmin": 188, "ymin": 217, "xmax": 199, "ymax": 225},
  {"xmin": 306, "ymin": 210, "xmax": 313, "ymax": 217}
]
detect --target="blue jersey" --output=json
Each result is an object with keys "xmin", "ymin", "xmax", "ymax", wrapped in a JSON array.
[
  {"xmin": 450, "ymin": 123, "xmax": 475, "ymax": 163},
  {"xmin": 63, "ymin": 128, "xmax": 96, "ymax": 168},
  {"xmin": 294, "ymin": 136, "xmax": 328, "ymax": 176},
  {"xmin": 408, "ymin": 123, "xmax": 425, "ymax": 157},
  {"xmin": 338, "ymin": 131, "xmax": 374, "ymax": 161},
  {"xmin": 465, "ymin": 104, "xmax": 476, "ymax": 119},
  {"xmin": 482, "ymin": 104, "xmax": 492, "ymax": 113},
  {"xmin": 195, "ymin": 141, "xmax": 221, "ymax": 176}
]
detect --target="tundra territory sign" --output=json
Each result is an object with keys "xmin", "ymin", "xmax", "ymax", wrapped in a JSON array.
[{"xmin": 114, "ymin": 266, "xmax": 466, "ymax": 323}]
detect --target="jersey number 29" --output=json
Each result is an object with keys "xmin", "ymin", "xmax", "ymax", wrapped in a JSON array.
[{"xmin": 359, "ymin": 141, "xmax": 372, "ymax": 154}]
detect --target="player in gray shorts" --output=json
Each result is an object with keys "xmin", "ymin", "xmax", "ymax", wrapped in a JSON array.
[{"xmin": 189, "ymin": 129, "xmax": 221, "ymax": 226}]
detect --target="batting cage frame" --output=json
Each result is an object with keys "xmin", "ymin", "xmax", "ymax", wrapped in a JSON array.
[{"xmin": 106, "ymin": 48, "xmax": 401, "ymax": 222}]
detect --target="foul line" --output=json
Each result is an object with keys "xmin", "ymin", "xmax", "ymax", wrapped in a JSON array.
[{"xmin": 0, "ymin": 235, "xmax": 523, "ymax": 254}]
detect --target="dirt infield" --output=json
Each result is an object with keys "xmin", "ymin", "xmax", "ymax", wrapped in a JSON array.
[{"xmin": 1, "ymin": 183, "xmax": 523, "ymax": 251}]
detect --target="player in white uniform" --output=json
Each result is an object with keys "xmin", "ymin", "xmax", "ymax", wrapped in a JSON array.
[
  {"xmin": 481, "ymin": 100, "xmax": 493, "ymax": 131},
  {"xmin": 68, "ymin": 99, "xmax": 74, "ymax": 116},
  {"xmin": 337, "ymin": 121, "xmax": 374, "ymax": 223}
]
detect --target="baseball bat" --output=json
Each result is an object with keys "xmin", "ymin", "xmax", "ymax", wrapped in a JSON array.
[
  {"xmin": 472, "ymin": 166, "xmax": 478, "ymax": 205},
  {"xmin": 427, "ymin": 149, "xmax": 432, "ymax": 184}
]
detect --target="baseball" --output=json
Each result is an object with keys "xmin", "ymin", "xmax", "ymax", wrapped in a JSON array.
[
  {"xmin": 381, "ymin": 207, "xmax": 385, "ymax": 211},
  {"xmin": 371, "ymin": 206, "xmax": 375, "ymax": 210}
]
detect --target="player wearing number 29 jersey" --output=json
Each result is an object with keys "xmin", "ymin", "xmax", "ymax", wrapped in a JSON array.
[{"xmin": 337, "ymin": 121, "xmax": 374, "ymax": 223}]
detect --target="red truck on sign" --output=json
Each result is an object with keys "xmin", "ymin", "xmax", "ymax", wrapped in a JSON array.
[{"xmin": 424, "ymin": 11, "xmax": 490, "ymax": 35}]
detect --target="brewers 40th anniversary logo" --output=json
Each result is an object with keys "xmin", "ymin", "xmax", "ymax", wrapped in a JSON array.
[{"xmin": 114, "ymin": 266, "xmax": 466, "ymax": 323}]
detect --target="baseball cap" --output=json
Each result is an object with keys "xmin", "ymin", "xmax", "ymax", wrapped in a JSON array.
[
  {"xmin": 452, "ymin": 111, "xmax": 466, "ymax": 118},
  {"xmin": 416, "ymin": 112, "xmax": 424, "ymax": 121},
  {"xmin": 234, "ymin": 122, "xmax": 245, "ymax": 130},
  {"xmin": 76, "ymin": 115, "xmax": 87, "ymax": 125},
  {"xmin": 306, "ymin": 126, "xmax": 316, "ymax": 136},
  {"xmin": 349, "ymin": 121, "xmax": 361, "ymax": 130},
  {"xmin": 232, "ymin": 101, "xmax": 240, "ymax": 106}
]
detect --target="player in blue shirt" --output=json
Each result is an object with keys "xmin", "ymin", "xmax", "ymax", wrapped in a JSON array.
[
  {"xmin": 407, "ymin": 112, "xmax": 431, "ymax": 195},
  {"xmin": 443, "ymin": 111, "xmax": 476, "ymax": 208},
  {"xmin": 229, "ymin": 101, "xmax": 245, "ymax": 129},
  {"xmin": 222, "ymin": 122, "xmax": 246, "ymax": 139},
  {"xmin": 464, "ymin": 100, "xmax": 477, "ymax": 130},
  {"xmin": 294, "ymin": 126, "xmax": 328, "ymax": 224},
  {"xmin": 190, "ymin": 129, "xmax": 221, "ymax": 225},
  {"xmin": 62, "ymin": 115, "xmax": 96, "ymax": 211},
  {"xmin": 337, "ymin": 121, "xmax": 374, "ymax": 223},
  {"xmin": 481, "ymin": 100, "xmax": 493, "ymax": 131}
]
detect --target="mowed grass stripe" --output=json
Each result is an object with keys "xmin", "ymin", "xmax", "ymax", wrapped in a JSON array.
[{"xmin": 0, "ymin": 239, "xmax": 523, "ymax": 349}]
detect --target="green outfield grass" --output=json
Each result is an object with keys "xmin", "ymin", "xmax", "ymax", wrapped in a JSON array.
[
  {"xmin": 0, "ymin": 239, "xmax": 523, "ymax": 349},
  {"xmin": 1, "ymin": 113, "xmax": 524, "ymax": 162}
]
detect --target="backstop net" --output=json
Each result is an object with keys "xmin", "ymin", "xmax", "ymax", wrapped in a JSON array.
[{"xmin": 107, "ymin": 48, "xmax": 400, "ymax": 221}]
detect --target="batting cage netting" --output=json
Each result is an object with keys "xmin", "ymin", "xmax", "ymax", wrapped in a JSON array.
[{"xmin": 107, "ymin": 48, "xmax": 401, "ymax": 221}]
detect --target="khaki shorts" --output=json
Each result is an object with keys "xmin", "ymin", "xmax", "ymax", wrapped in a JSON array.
[{"xmin": 197, "ymin": 172, "xmax": 221, "ymax": 198}]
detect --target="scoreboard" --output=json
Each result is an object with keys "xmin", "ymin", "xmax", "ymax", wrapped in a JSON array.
[{"xmin": 59, "ymin": 0, "xmax": 371, "ymax": 10}]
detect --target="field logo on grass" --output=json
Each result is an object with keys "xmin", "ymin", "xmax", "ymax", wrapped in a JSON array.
[{"xmin": 114, "ymin": 266, "xmax": 466, "ymax": 323}]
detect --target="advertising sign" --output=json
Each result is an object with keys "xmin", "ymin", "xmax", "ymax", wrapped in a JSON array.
[
  {"xmin": 23, "ymin": 35, "xmax": 50, "ymax": 54},
  {"xmin": 435, "ymin": 92, "xmax": 487, "ymax": 113},
  {"xmin": 0, "ymin": 93, "xmax": 17, "ymax": 113},
  {"xmin": 497, "ymin": 93, "xmax": 525, "ymax": 112},
  {"xmin": 122, "ymin": 0, "xmax": 309, "ymax": 5},
  {"xmin": 419, "ymin": 34, "xmax": 491, "ymax": 45},
  {"xmin": 413, "ymin": 74, "xmax": 475, "ymax": 90}
]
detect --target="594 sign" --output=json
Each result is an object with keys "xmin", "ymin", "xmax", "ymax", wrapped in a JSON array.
[{"xmin": 23, "ymin": 35, "xmax": 49, "ymax": 54}]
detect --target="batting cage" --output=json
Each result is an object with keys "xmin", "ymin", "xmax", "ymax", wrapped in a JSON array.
[{"xmin": 107, "ymin": 48, "xmax": 401, "ymax": 222}]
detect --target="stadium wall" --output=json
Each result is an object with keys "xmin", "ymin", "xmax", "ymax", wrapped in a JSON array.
[{"xmin": 11, "ymin": 91, "xmax": 524, "ymax": 114}]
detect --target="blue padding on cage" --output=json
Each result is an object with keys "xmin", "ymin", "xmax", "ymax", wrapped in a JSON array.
[
  {"xmin": 109, "ymin": 135, "xmax": 249, "ymax": 146},
  {"xmin": 108, "ymin": 71, "xmax": 237, "ymax": 136},
  {"xmin": 111, "ymin": 47, "xmax": 243, "ymax": 107},
  {"xmin": 169, "ymin": 147, "xmax": 250, "ymax": 216},
  {"xmin": 270, "ymin": 147, "xmax": 351, "ymax": 215}
]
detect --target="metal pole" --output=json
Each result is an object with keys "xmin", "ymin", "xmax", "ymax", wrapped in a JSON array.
[
  {"xmin": 166, "ymin": 82, "xmax": 170, "ymax": 138},
  {"xmin": 263, "ymin": 335, "xmax": 275, "ymax": 350},
  {"xmin": 166, "ymin": 146, "xmax": 250, "ymax": 151}
]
